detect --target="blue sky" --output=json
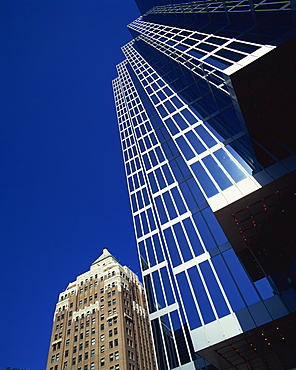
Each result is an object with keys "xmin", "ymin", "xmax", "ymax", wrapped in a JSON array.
[{"xmin": 0, "ymin": 0, "xmax": 140, "ymax": 368}]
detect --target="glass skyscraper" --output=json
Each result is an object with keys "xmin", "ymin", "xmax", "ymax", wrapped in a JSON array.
[{"xmin": 113, "ymin": 1, "xmax": 296, "ymax": 369}]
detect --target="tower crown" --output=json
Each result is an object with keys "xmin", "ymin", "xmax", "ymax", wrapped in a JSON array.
[{"xmin": 91, "ymin": 247, "xmax": 118, "ymax": 265}]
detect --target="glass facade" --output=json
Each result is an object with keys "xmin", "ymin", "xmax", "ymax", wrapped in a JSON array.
[{"xmin": 113, "ymin": 1, "xmax": 296, "ymax": 369}]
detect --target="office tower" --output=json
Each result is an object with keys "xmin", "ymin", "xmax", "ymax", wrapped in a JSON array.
[
  {"xmin": 113, "ymin": 0, "xmax": 296, "ymax": 369},
  {"xmin": 46, "ymin": 248, "xmax": 156, "ymax": 370}
]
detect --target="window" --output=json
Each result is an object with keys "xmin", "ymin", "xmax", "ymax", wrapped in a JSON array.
[
  {"xmin": 79, "ymin": 301, "xmax": 82, "ymax": 306},
  {"xmin": 100, "ymin": 296, "xmax": 104, "ymax": 302},
  {"xmin": 51, "ymin": 355, "xmax": 55, "ymax": 363},
  {"xmin": 86, "ymin": 330, "xmax": 89, "ymax": 337},
  {"xmin": 90, "ymin": 363, "xmax": 95, "ymax": 370},
  {"xmin": 112, "ymin": 290, "xmax": 116, "ymax": 296},
  {"xmin": 63, "ymin": 361, "xmax": 68, "ymax": 369},
  {"xmin": 75, "ymin": 325, "xmax": 78, "ymax": 332},
  {"xmin": 100, "ymin": 277, "xmax": 104, "ymax": 281},
  {"xmin": 113, "ymin": 308, "xmax": 117, "ymax": 314},
  {"xmin": 74, "ymin": 335, "xmax": 77, "ymax": 342},
  {"xmin": 115, "ymin": 365, "xmax": 119, "ymax": 370},
  {"xmin": 112, "ymin": 299, "xmax": 116, "ymax": 305},
  {"xmin": 79, "ymin": 343, "xmax": 83, "ymax": 351},
  {"xmin": 91, "ymin": 338, "xmax": 95, "ymax": 345},
  {"xmin": 84, "ymin": 366, "xmax": 88, "ymax": 370},
  {"xmin": 113, "ymin": 317, "xmax": 117, "ymax": 324},
  {"xmin": 101, "ymin": 314, "xmax": 104, "ymax": 321},
  {"xmin": 108, "ymin": 310, "xmax": 112, "ymax": 316},
  {"xmin": 89, "ymin": 296, "xmax": 92, "ymax": 301},
  {"xmin": 100, "ymin": 334, "xmax": 105, "ymax": 341},
  {"xmin": 110, "ymin": 353, "xmax": 114, "ymax": 362},
  {"xmin": 109, "ymin": 330, "xmax": 112, "ymax": 337},
  {"xmin": 68, "ymin": 320, "xmax": 71, "ymax": 326},
  {"xmin": 114, "ymin": 339, "xmax": 118, "ymax": 346},
  {"xmin": 91, "ymin": 349, "xmax": 95, "ymax": 357},
  {"xmin": 65, "ymin": 350, "xmax": 69, "ymax": 357},
  {"xmin": 66, "ymin": 339, "xmax": 70, "ymax": 346},
  {"xmin": 80, "ymin": 333, "xmax": 84, "ymax": 340},
  {"xmin": 115, "ymin": 351, "xmax": 119, "ymax": 360},
  {"xmin": 100, "ymin": 288, "xmax": 104, "ymax": 293},
  {"xmin": 85, "ymin": 352, "xmax": 89, "ymax": 360},
  {"xmin": 100, "ymin": 305, "xmax": 104, "ymax": 311},
  {"xmin": 108, "ymin": 320, "xmax": 112, "ymax": 327},
  {"xmin": 101, "ymin": 323, "xmax": 104, "ymax": 330},
  {"xmin": 100, "ymin": 358, "xmax": 105, "ymax": 366},
  {"xmin": 108, "ymin": 301, "xmax": 112, "ymax": 307},
  {"xmin": 56, "ymin": 353, "xmax": 60, "ymax": 361},
  {"xmin": 72, "ymin": 358, "xmax": 76, "ymax": 365},
  {"xmin": 84, "ymin": 298, "xmax": 87, "ymax": 303},
  {"xmin": 78, "ymin": 355, "xmax": 82, "ymax": 362},
  {"xmin": 73, "ymin": 346, "xmax": 77, "ymax": 354},
  {"xmin": 107, "ymin": 292, "xmax": 111, "ymax": 298},
  {"xmin": 114, "ymin": 328, "xmax": 118, "ymax": 335},
  {"xmin": 85, "ymin": 341, "xmax": 89, "ymax": 348},
  {"xmin": 86, "ymin": 320, "xmax": 90, "ymax": 327},
  {"xmin": 91, "ymin": 328, "xmax": 95, "ymax": 334},
  {"xmin": 70, "ymin": 303, "xmax": 73, "ymax": 308},
  {"xmin": 80, "ymin": 323, "xmax": 84, "ymax": 329},
  {"xmin": 100, "ymin": 345, "xmax": 105, "ymax": 353},
  {"xmin": 92, "ymin": 318, "xmax": 95, "ymax": 324}
]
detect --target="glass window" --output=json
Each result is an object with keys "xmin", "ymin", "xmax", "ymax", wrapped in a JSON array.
[
  {"xmin": 164, "ymin": 228, "xmax": 182, "ymax": 267},
  {"xmin": 194, "ymin": 125, "xmax": 217, "ymax": 147},
  {"xmin": 160, "ymin": 267, "xmax": 174, "ymax": 305},
  {"xmin": 199, "ymin": 261, "xmax": 230, "ymax": 318},
  {"xmin": 192, "ymin": 212, "xmax": 216, "ymax": 251},
  {"xmin": 212, "ymin": 254, "xmax": 245, "ymax": 311},
  {"xmin": 173, "ymin": 112, "xmax": 188, "ymax": 129},
  {"xmin": 202, "ymin": 155, "xmax": 232, "ymax": 190},
  {"xmin": 186, "ymin": 131, "xmax": 206, "ymax": 154},
  {"xmin": 176, "ymin": 136, "xmax": 195, "ymax": 160},
  {"xmin": 176, "ymin": 272, "xmax": 201, "ymax": 329},
  {"xmin": 183, "ymin": 217, "xmax": 204, "ymax": 256},
  {"xmin": 223, "ymin": 249, "xmax": 260, "ymax": 306},
  {"xmin": 187, "ymin": 266, "xmax": 216, "ymax": 324},
  {"xmin": 155, "ymin": 196, "xmax": 168, "ymax": 224},
  {"xmin": 163, "ymin": 191, "xmax": 178, "ymax": 220},
  {"xmin": 173, "ymin": 222, "xmax": 193, "ymax": 262},
  {"xmin": 171, "ymin": 187, "xmax": 186, "ymax": 214},
  {"xmin": 214, "ymin": 148, "xmax": 247, "ymax": 182},
  {"xmin": 146, "ymin": 237, "xmax": 156, "ymax": 266},
  {"xmin": 152, "ymin": 271, "xmax": 165, "ymax": 309},
  {"xmin": 191, "ymin": 161, "xmax": 218, "ymax": 197}
]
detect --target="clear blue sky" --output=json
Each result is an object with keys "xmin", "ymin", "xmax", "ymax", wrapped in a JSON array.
[{"xmin": 0, "ymin": 0, "xmax": 140, "ymax": 368}]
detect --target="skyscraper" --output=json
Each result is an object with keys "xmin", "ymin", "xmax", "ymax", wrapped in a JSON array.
[
  {"xmin": 46, "ymin": 249, "xmax": 156, "ymax": 370},
  {"xmin": 113, "ymin": 1, "xmax": 296, "ymax": 369}
]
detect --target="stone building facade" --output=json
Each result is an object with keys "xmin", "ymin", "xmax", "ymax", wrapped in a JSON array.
[{"xmin": 46, "ymin": 248, "xmax": 156, "ymax": 370}]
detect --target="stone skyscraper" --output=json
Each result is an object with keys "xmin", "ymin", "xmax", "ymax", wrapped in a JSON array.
[{"xmin": 46, "ymin": 249, "xmax": 156, "ymax": 370}]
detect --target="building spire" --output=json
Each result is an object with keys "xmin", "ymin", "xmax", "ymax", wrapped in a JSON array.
[{"xmin": 91, "ymin": 248, "xmax": 118, "ymax": 265}]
